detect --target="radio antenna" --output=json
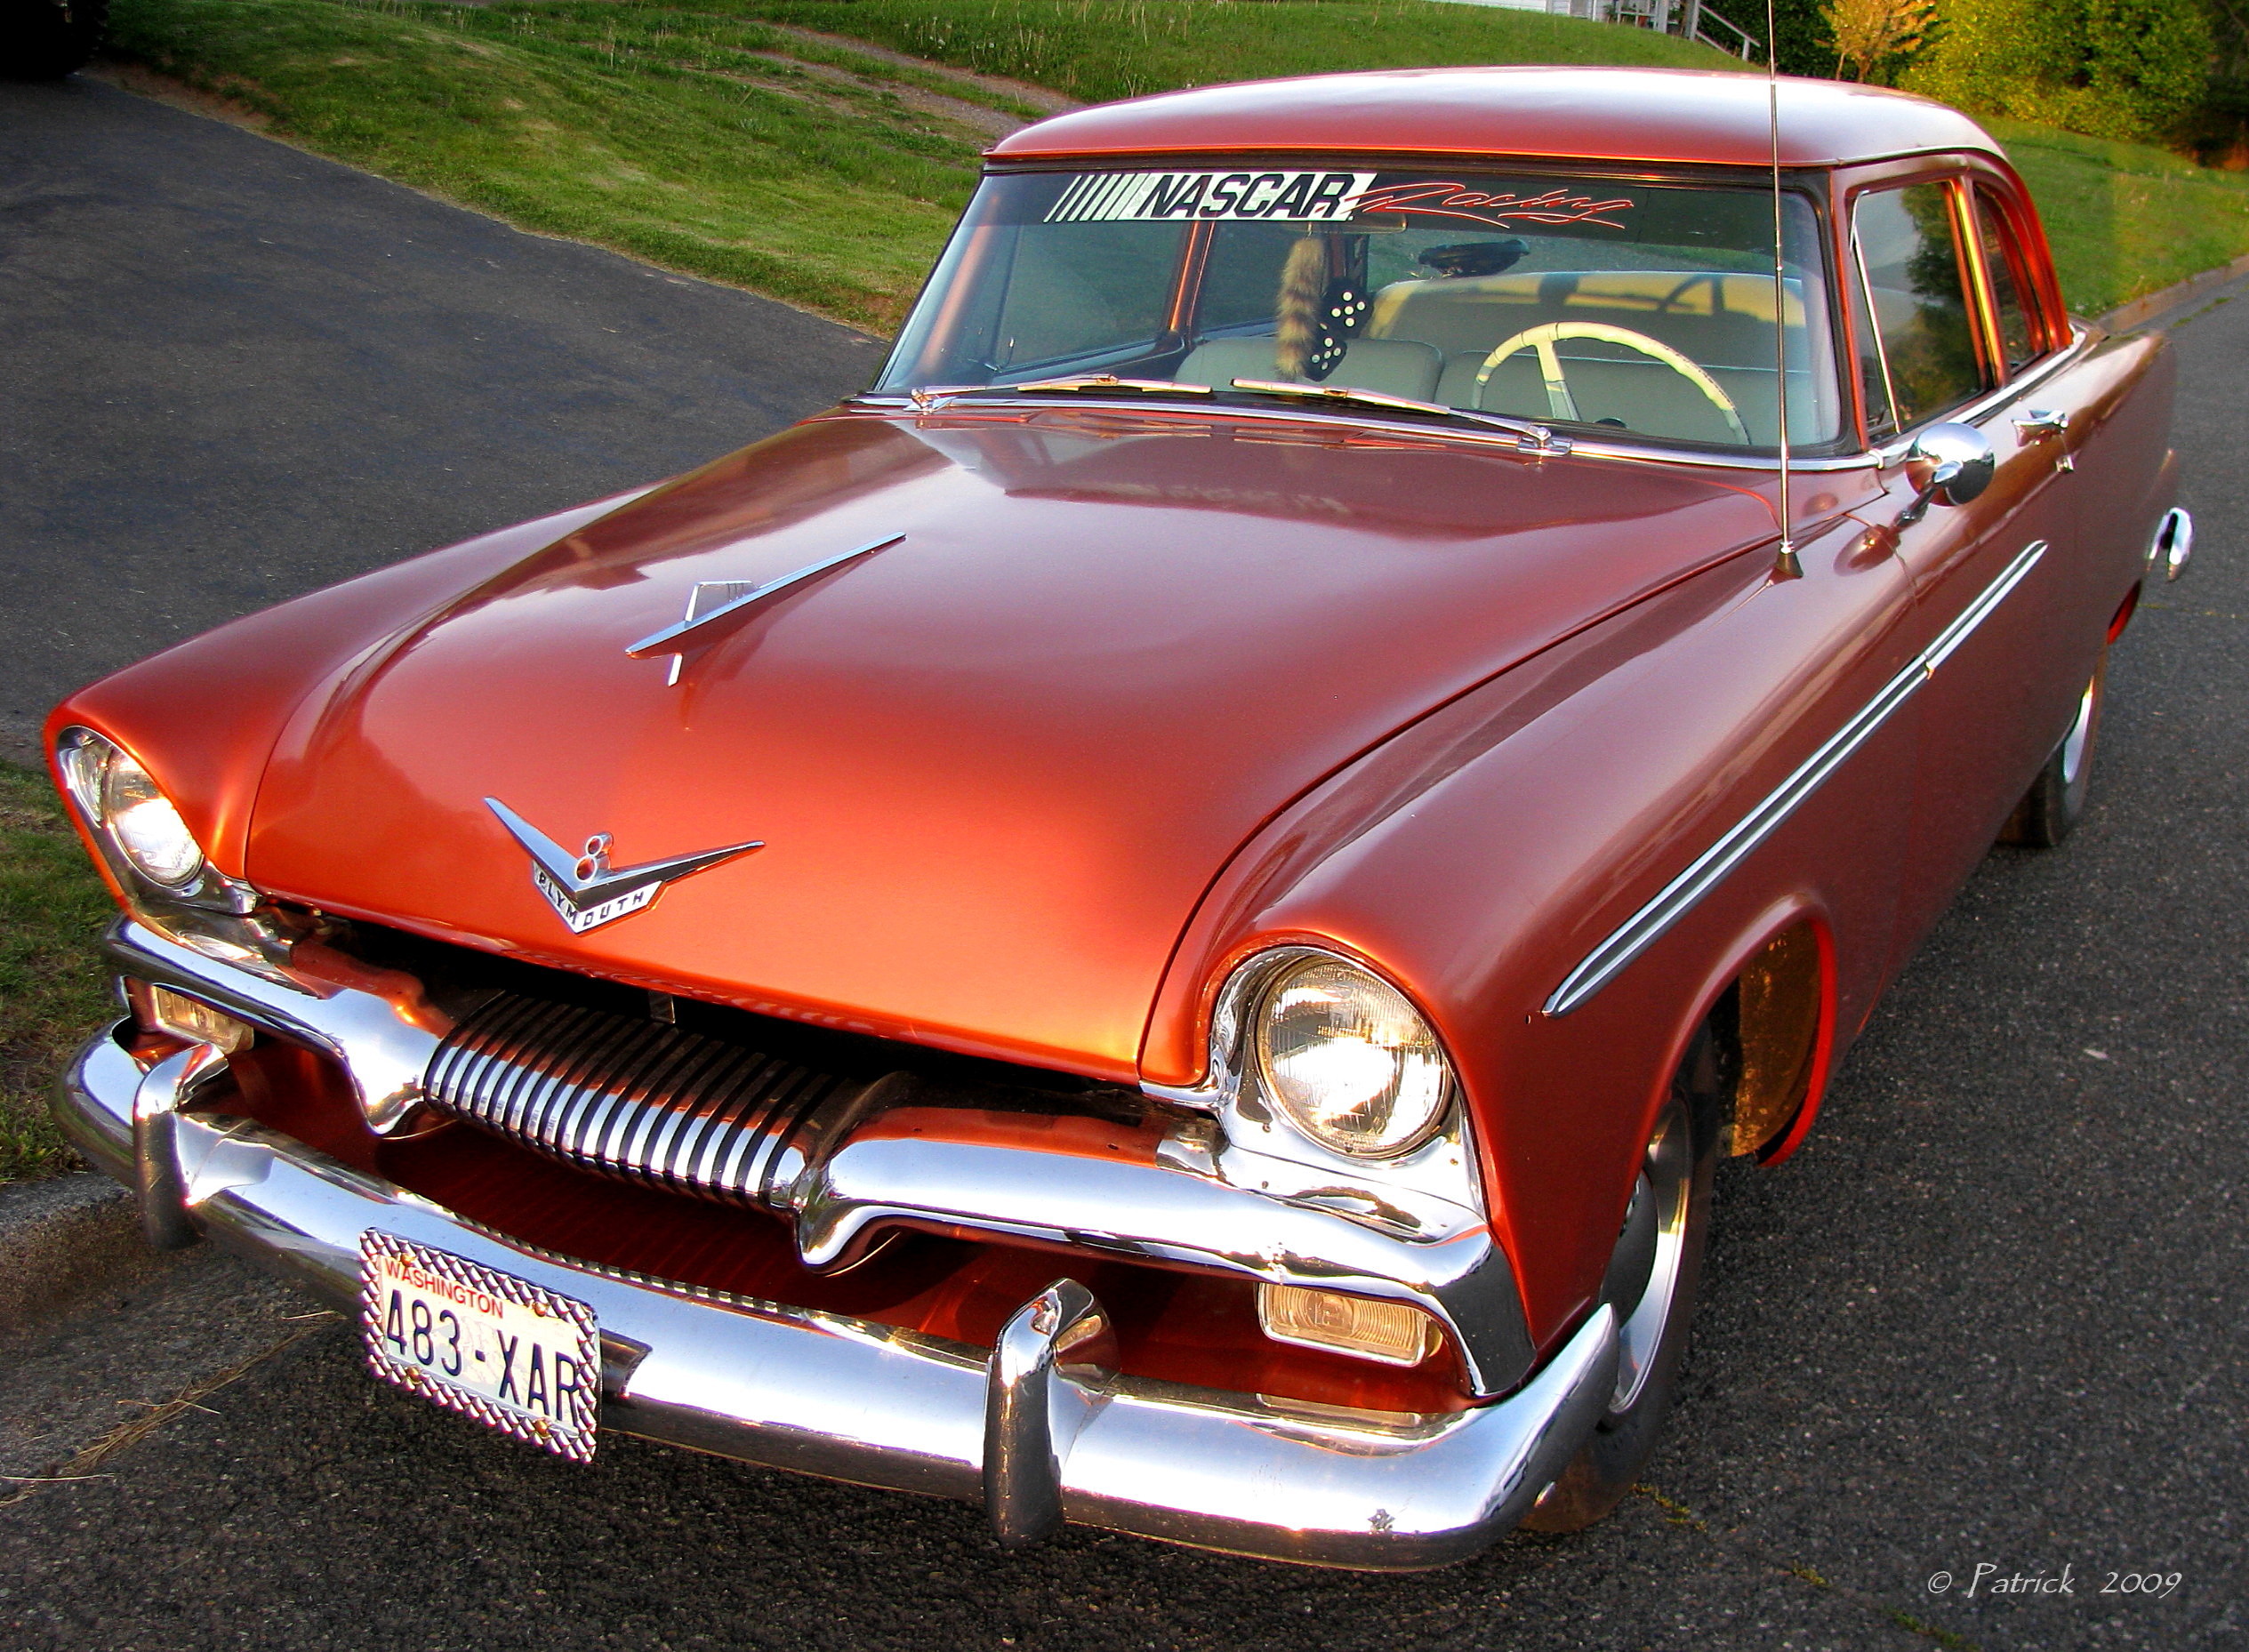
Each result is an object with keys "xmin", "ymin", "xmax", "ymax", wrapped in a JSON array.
[{"xmin": 1766, "ymin": 0, "xmax": 1800, "ymax": 578}]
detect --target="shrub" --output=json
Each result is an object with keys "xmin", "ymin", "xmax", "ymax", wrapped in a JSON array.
[{"xmin": 1903, "ymin": 0, "xmax": 2212, "ymax": 144}]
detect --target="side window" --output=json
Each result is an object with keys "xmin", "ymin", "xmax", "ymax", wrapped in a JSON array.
[
  {"xmin": 1851, "ymin": 182, "xmax": 1986, "ymax": 430},
  {"xmin": 1973, "ymin": 187, "xmax": 2039, "ymax": 374}
]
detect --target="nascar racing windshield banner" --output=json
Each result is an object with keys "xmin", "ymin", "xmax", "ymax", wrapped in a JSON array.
[{"xmin": 1041, "ymin": 169, "xmax": 1636, "ymax": 231}]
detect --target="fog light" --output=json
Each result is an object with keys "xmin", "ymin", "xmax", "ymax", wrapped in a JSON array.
[
  {"xmin": 1257, "ymin": 1283, "xmax": 1437, "ymax": 1367},
  {"xmin": 131, "ymin": 982, "xmax": 253, "ymax": 1055}
]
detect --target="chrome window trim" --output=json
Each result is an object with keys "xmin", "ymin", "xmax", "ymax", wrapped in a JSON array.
[
  {"xmin": 1873, "ymin": 326, "xmax": 2092, "ymax": 463},
  {"xmin": 1544, "ymin": 538, "xmax": 2049, "ymax": 1016}
]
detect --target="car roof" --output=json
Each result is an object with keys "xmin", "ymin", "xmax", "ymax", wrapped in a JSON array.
[{"xmin": 987, "ymin": 67, "xmax": 2004, "ymax": 171}]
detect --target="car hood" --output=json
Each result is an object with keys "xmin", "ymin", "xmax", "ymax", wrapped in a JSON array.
[{"xmin": 245, "ymin": 408, "xmax": 1772, "ymax": 1079}]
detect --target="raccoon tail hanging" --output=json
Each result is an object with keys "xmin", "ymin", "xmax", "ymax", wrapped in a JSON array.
[{"xmin": 1273, "ymin": 235, "xmax": 1328, "ymax": 381}]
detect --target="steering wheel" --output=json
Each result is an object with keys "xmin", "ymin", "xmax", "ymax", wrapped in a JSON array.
[{"xmin": 1474, "ymin": 322, "xmax": 1750, "ymax": 442}]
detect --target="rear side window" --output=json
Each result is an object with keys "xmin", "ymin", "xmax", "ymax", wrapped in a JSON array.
[
  {"xmin": 1974, "ymin": 187, "xmax": 2038, "ymax": 374},
  {"xmin": 1852, "ymin": 182, "xmax": 1985, "ymax": 430}
]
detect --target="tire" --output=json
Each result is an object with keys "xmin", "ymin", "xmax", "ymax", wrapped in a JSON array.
[
  {"xmin": 1520, "ymin": 1024, "xmax": 1725, "ymax": 1532},
  {"xmin": 2000, "ymin": 650, "xmax": 2106, "ymax": 849},
  {"xmin": 2, "ymin": 0, "xmax": 108, "ymax": 80}
]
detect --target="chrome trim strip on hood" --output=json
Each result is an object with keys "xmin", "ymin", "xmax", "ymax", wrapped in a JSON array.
[{"xmin": 623, "ymin": 533, "xmax": 904, "ymax": 662}]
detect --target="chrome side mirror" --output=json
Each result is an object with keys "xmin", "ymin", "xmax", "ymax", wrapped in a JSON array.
[{"xmin": 1897, "ymin": 422, "xmax": 1996, "ymax": 526}]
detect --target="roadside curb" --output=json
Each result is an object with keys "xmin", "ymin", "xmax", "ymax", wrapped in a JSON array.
[
  {"xmin": 2100, "ymin": 253, "xmax": 2249, "ymax": 333},
  {"xmin": 0, "ymin": 1171, "xmax": 163, "ymax": 1335}
]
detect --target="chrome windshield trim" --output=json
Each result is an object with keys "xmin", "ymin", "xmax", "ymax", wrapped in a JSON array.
[
  {"xmin": 849, "ymin": 391, "xmax": 1880, "ymax": 472},
  {"xmin": 1544, "ymin": 538, "xmax": 2049, "ymax": 1016},
  {"xmin": 856, "ymin": 328, "xmax": 2099, "ymax": 474}
]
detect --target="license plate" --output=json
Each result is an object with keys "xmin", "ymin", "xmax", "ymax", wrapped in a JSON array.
[{"xmin": 359, "ymin": 1231, "xmax": 599, "ymax": 1462}]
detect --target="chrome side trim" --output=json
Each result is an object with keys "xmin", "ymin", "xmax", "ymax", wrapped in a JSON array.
[
  {"xmin": 1544, "ymin": 539, "xmax": 2049, "ymax": 1015},
  {"xmin": 56, "ymin": 1030, "xmax": 1618, "ymax": 1569}
]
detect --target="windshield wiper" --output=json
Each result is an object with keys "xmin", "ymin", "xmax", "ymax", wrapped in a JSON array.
[
  {"xmin": 1225, "ymin": 378, "xmax": 1571, "ymax": 455},
  {"xmin": 864, "ymin": 373, "xmax": 1572, "ymax": 455},
  {"xmin": 876, "ymin": 375, "xmax": 1217, "ymax": 410}
]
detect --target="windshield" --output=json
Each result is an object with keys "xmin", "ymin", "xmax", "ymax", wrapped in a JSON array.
[{"xmin": 877, "ymin": 164, "xmax": 1842, "ymax": 451}]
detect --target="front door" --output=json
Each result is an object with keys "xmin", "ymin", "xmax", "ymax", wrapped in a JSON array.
[{"xmin": 1846, "ymin": 176, "xmax": 2107, "ymax": 957}]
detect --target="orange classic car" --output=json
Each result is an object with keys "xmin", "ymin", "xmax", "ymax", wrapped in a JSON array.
[{"xmin": 47, "ymin": 66, "xmax": 2189, "ymax": 1567}]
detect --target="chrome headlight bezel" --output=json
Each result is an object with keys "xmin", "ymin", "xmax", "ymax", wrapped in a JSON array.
[{"xmin": 53, "ymin": 727, "xmax": 256, "ymax": 914}]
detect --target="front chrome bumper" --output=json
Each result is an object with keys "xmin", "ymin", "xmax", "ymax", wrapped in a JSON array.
[{"xmin": 57, "ymin": 1020, "xmax": 1617, "ymax": 1568}]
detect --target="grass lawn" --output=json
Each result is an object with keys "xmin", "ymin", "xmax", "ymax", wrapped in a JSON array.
[
  {"xmin": 733, "ymin": 0, "xmax": 1723, "ymax": 105},
  {"xmin": 102, "ymin": 0, "xmax": 2249, "ymax": 325},
  {"xmin": 1990, "ymin": 118, "xmax": 2249, "ymax": 316},
  {"xmin": 0, "ymin": 766, "xmax": 116, "ymax": 1183},
  {"xmin": 105, "ymin": 0, "xmax": 1730, "ymax": 328}
]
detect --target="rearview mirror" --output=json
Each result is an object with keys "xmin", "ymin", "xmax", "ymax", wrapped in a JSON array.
[{"xmin": 1898, "ymin": 422, "xmax": 1996, "ymax": 525}]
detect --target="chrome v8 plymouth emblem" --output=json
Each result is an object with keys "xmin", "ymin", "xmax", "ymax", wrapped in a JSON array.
[{"xmin": 485, "ymin": 798, "xmax": 763, "ymax": 934}]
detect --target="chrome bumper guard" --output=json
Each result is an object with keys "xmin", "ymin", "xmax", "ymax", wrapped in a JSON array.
[{"xmin": 57, "ymin": 1019, "xmax": 1617, "ymax": 1568}]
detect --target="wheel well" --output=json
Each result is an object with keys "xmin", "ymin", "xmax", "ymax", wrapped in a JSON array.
[{"xmin": 1706, "ymin": 919, "xmax": 1828, "ymax": 1160}]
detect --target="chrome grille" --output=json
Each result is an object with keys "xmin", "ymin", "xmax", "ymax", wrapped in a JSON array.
[{"xmin": 422, "ymin": 992, "xmax": 856, "ymax": 1209}]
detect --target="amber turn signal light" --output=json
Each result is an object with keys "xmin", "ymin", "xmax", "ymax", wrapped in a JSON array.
[
  {"xmin": 1257, "ymin": 1283, "xmax": 1437, "ymax": 1367},
  {"xmin": 130, "ymin": 981, "xmax": 254, "ymax": 1055}
]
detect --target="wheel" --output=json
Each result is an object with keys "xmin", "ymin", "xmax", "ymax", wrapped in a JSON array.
[
  {"xmin": 2001, "ymin": 650, "xmax": 2106, "ymax": 848},
  {"xmin": 1520, "ymin": 1024, "xmax": 1724, "ymax": 1532},
  {"xmin": 2, "ymin": 0, "xmax": 108, "ymax": 79}
]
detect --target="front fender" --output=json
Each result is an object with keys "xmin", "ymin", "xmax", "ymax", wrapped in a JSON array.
[{"xmin": 1141, "ymin": 509, "xmax": 1920, "ymax": 1352}]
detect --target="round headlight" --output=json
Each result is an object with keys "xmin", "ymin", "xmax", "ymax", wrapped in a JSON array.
[
  {"xmin": 92, "ymin": 742, "xmax": 205, "ymax": 888},
  {"xmin": 1251, "ymin": 957, "xmax": 1453, "ymax": 1157}
]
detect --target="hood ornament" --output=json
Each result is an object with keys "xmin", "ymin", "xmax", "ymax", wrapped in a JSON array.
[
  {"xmin": 486, "ymin": 798, "xmax": 762, "ymax": 934},
  {"xmin": 627, "ymin": 533, "xmax": 904, "ymax": 685}
]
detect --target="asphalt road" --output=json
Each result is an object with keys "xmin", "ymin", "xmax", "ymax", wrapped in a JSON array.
[
  {"xmin": 3, "ymin": 74, "xmax": 2243, "ymax": 1652},
  {"xmin": 0, "ymin": 74, "xmax": 883, "ymax": 766}
]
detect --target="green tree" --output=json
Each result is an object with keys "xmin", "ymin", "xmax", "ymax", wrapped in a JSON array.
[{"xmin": 1904, "ymin": 0, "xmax": 2212, "ymax": 142}]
